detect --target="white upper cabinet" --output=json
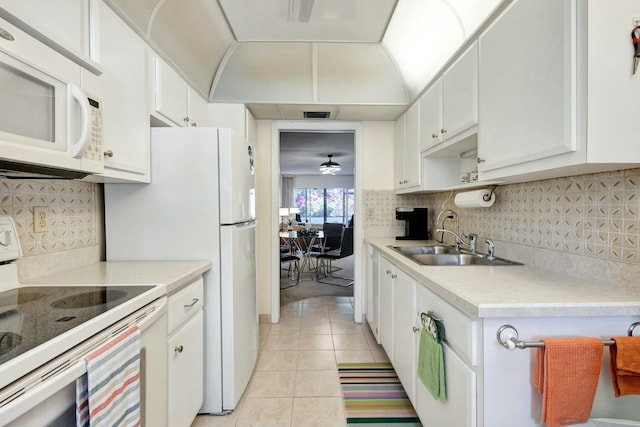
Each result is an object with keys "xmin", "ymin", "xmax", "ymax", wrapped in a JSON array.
[
  {"xmin": 208, "ymin": 103, "xmax": 253, "ymax": 140},
  {"xmin": 0, "ymin": 0, "xmax": 100, "ymax": 73},
  {"xmin": 585, "ymin": 0, "xmax": 640, "ymax": 164},
  {"xmin": 441, "ymin": 41, "xmax": 478, "ymax": 145},
  {"xmin": 420, "ymin": 42, "xmax": 479, "ymax": 154},
  {"xmin": 154, "ymin": 57, "xmax": 190, "ymax": 127},
  {"xmin": 478, "ymin": 0, "xmax": 640, "ymax": 183},
  {"xmin": 419, "ymin": 79, "xmax": 443, "ymax": 151},
  {"xmin": 188, "ymin": 88, "xmax": 208, "ymax": 128},
  {"xmin": 395, "ymin": 103, "xmax": 422, "ymax": 192},
  {"xmin": 153, "ymin": 57, "xmax": 209, "ymax": 128},
  {"xmin": 84, "ymin": 0, "xmax": 149, "ymax": 182},
  {"xmin": 478, "ymin": 0, "xmax": 576, "ymax": 177}
]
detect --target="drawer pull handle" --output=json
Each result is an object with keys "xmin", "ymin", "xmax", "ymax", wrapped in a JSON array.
[
  {"xmin": 175, "ymin": 345, "xmax": 184, "ymax": 353},
  {"xmin": 412, "ymin": 326, "xmax": 420, "ymax": 333},
  {"xmin": 184, "ymin": 298, "xmax": 199, "ymax": 308}
]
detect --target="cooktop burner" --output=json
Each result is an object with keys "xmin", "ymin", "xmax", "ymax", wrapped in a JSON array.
[{"xmin": 0, "ymin": 285, "xmax": 153, "ymax": 365}]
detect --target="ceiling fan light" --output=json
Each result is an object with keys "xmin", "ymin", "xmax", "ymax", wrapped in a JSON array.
[{"xmin": 319, "ymin": 154, "xmax": 341, "ymax": 175}]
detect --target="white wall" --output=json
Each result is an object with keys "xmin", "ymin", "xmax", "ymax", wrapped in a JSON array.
[
  {"xmin": 361, "ymin": 121, "xmax": 396, "ymax": 190},
  {"xmin": 293, "ymin": 174, "xmax": 354, "ymax": 189},
  {"xmin": 255, "ymin": 120, "xmax": 274, "ymax": 315}
]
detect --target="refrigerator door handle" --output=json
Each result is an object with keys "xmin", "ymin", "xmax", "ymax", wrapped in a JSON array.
[{"xmin": 226, "ymin": 221, "xmax": 255, "ymax": 229}]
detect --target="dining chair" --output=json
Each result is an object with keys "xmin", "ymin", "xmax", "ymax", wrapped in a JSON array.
[
  {"xmin": 280, "ymin": 253, "xmax": 300, "ymax": 287},
  {"xmin": 315, "ymin": 227, "xmax": 353, "ymax": 287}
]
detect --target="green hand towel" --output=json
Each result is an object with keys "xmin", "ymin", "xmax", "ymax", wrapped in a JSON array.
[{"xmin": 418, "ymin": 328, "xmax": 446, "ymax": 402}]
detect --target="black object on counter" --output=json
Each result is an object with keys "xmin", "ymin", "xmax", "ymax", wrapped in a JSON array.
[{"xmin": 396, "ymin": 207, "xmax": 429, "ymax": 240}]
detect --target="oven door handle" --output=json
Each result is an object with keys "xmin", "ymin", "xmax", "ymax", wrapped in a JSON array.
[{"xmin": 0, "ymin": 360, "xmax": 86, "ymax": 425}]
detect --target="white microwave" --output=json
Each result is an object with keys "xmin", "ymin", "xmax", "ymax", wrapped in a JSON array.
[{"xmin": 0, "ymin": 32, "xmax": 103, "ymax": 178}]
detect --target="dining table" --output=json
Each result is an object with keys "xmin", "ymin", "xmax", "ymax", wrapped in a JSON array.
[{"xmin": 279, "ymin": 229, "xmax": 324, "ymax": 280}]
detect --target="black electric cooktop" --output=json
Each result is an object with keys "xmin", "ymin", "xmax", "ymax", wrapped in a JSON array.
[{"xmin": 0, "ymin": 286, "xmax": 154, "ymax": 365}]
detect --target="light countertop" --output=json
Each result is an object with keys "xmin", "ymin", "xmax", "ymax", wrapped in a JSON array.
[
  {"xmin": 367, "ymin": 237, "xmax": 640, "ymax": 318},
  {"xmin": 23, "ymin": 261, "xmax": 212, "ymax": 295}
]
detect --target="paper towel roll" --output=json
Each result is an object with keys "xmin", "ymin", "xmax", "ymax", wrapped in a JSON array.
[{"xmin": 454, "ymin": 189, "xmax": 495, "ymax": 208}]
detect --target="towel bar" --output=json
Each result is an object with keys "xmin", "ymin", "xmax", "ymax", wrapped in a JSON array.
[{"xmin": 496, "ymin": 322, "xmax": 640, "ymax": 350}]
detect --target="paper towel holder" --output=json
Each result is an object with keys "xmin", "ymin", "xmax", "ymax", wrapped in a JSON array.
[{"xmin": 483, "ymin": 186, "xmax": 498, "ymax": 202}]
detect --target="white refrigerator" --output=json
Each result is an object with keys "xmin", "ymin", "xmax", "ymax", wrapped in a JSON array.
[{"xmin": 104, "ymin": 127, "xmax": 258, "ymax": 414}]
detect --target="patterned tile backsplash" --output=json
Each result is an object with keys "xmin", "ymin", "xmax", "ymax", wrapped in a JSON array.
[
  {"xmin": 364, "ymin": 168, "xmax": 640, "ymax": 266},
  {"xmin": 0, "ymin": 179, "xmax": 99, "ymax": 257}
]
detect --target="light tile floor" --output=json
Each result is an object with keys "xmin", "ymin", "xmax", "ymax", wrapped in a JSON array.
[{"xmin": 191, "ymin": 295, "xmax": 389, "ymax": 427}]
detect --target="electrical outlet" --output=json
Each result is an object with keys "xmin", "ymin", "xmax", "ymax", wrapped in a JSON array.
[{"xmin": 33, "ymin": 207, "xmax": 49, "ymax": 232}]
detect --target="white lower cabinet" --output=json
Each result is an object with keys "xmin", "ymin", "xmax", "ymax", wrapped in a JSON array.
[
  {"xmin": 372, "ymin": 250, "xmax": 640, "ymax": 427},
  {"xmin": 167, "ymin": 278, "xmax": 204, "ymax": 427},
  {"xmin": 415, "ymin": 343, "xmax": 476, "ymax": 427},
  {"xmin": 392, "ymin": 268, "xmax": 417, "ymax": 404},
  {"xmin": 365, "ymin": 245, "xmax": 380, "ymax": 342},
  {"xmin": 378, "ymin": 256, "xmax": 395, "ymax": 362},
  {"xmin": 375, "ymin": 256, "xmax": 478, "ymax": 426},
  {"xmin": 168, "ymin": 311, "xmax": 204, "ymax": 427},
  {"xmin": 414, "ymin": 281, "xmax": 477, "ymax": 427}
]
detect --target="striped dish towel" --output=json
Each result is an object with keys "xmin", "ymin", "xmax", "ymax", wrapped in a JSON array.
[{"xmin": 76, "ymin": 326, "xmax": 142, "ymax": 427}]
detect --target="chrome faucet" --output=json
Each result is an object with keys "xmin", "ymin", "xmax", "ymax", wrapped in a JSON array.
[
  {"xmin": 434, "ymin": 228, "xmax": 478, "ymax": 253},
  {"xmin": 435, "ymin": 209, "xmax": 459, "ymax": 243}
]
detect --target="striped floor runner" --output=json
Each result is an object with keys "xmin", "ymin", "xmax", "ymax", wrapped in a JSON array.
[{"xmin": 338, "ymin": 363, "xmax": 422, "ymax": 426}]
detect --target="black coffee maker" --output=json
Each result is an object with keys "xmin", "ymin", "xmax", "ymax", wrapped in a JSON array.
[{"xmin": 395, "ymin": 207, "xmax": 429, "ymax": 240}]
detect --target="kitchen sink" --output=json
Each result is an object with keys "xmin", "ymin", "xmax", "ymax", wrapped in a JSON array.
[
  {"xmin": 391, "ymin": 245, "xmax": 456, "ymax": 255},
  {"xmin": 389, "ymin": 245, "xmax": 523, "ymax": 266}
]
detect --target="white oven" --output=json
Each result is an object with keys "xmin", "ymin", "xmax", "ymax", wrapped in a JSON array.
[
  {"xmin": 0, "ymin": 17, "xmax": 103, "ymax": 177},
  {"xmin": 0, "ymin": 215, "xmax": 168, "ymax": 426},
  {"xmin": 0, "ymin": 296, "xmax": 167, "ymax": 427}
]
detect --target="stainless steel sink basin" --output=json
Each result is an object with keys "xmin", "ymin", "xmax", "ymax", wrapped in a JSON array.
[
  {"xmin": 391, "ymin": 245, "xmax": 457, "ymax": 255},
  {"xmin": 410, "ymin": 253, "xmax": 522, "ymax": 266},
  {"xmin": 389, "ymin": 245, "xmax": 523, "ymax": 266}
]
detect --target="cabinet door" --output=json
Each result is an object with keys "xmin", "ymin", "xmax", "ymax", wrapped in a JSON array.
[
  {"xmin": 378, "ymin": 257, "xmax": 395, "ymax": 362},
  {"xmin": 392, "ymin": 268, "xmax": 416, "ymax": 404},
  {"xmin": 403, "ymin": 102, "xmax": 421, "ymax": 188},
  {"xmin": 366, "ymin": 246, "xmax": 379, "ymax": 341},
  {"xmin": 208, "ymin": 103, "xmax": 248, "ymax": 138},
  {"xmin": 168, "ymin": 310, "xmax": 204, "ymax": 427},
  {"xmin": 0, "ymin": 0, "xmax": 92, "ymax": 61},
  {"xmin": 97, "ymin": 1, "xmax": 149, "ymax": 178},
  {"xmin": 394, "ymin": 114, "xmax": 406, "ymax": 190},
  {"xmin": 155, "ymin": 58, "xmax": 189, "ymax": 127},
  {"xmin": 419, "ymin": 79, "xmax": 443, "ymax": 151},
  {"xmin": 442, "ymin": 42, "xmax": 478, "ymax": 141},
  {"xmin": 187, "ymin": 87, "xmax": 208, "ymax": 127},
  {"xmin": 478, "ymin": 0, "xmax": 576, "ymax": 173},
  {"xmin": 415, "ymin": 343, "xmax": 477, "ymax": 427}
]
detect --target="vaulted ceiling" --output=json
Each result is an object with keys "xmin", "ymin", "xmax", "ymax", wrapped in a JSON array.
[{"xmin": 105, "ymin": 0, "xmax": 506, "ymax": 120}]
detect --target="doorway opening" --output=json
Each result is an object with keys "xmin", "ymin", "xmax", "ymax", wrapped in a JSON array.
[
  {"xmin": 278, "ymin": 131, "xmax": 355, "ymax": 306},
  {"xmin": 270, "ymin": 121, "xmax": 363, "ymax": 325}
]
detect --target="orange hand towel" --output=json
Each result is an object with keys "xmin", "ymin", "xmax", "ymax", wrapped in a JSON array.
[
  {"xmin": 534, "ymin": 338, "xmax": 604, "ymax": 427},
  {"xmin": 609, "ymin": 336, "xmax": 640, "ymax": 397}
]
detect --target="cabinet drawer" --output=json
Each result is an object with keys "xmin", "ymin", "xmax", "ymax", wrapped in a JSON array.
[
  {"xmin": 416, "ymin": 284, "xmax": 477, "ymax": 366},
  {"xmin": 168, "ymin": 277, "xmax": 203, "ymax": 333}
]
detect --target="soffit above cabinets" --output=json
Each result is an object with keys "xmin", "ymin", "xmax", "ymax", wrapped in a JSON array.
[
  {"xmin": 103, "ymin": 0, "xmax": 509, "ymax": 120},
  {"xmin": 211, "ymin": 42, "xmax": 409, "ymax": 106},
  {"xmin": 218, "ymin": 0, "xmax": 398, "ymax": 42},
  {"xmin": 247, "ymin": 104, "xmax": 407, "ymax": 121}
]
